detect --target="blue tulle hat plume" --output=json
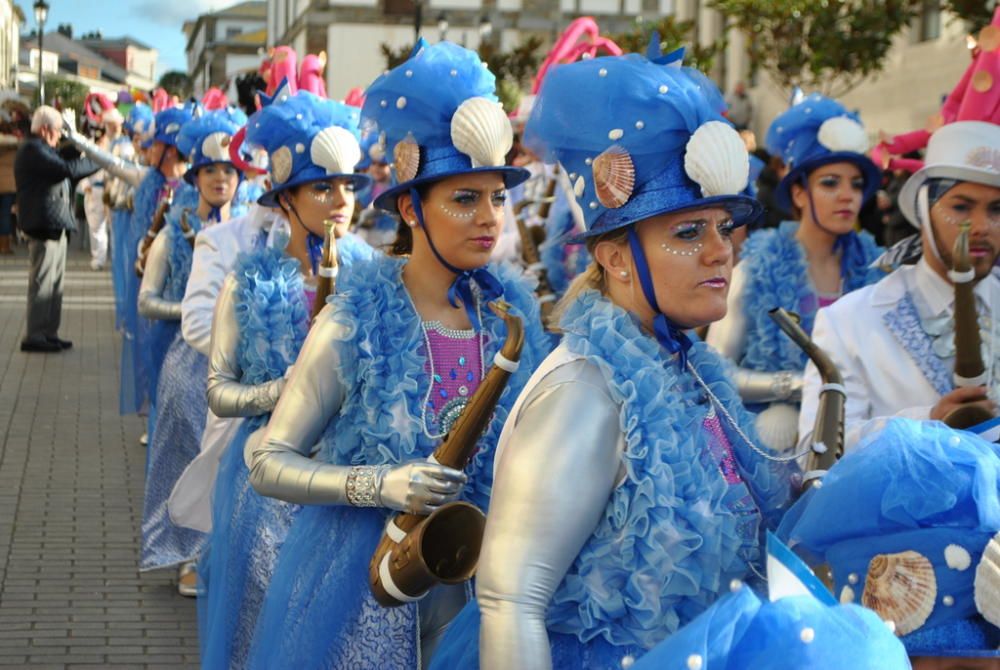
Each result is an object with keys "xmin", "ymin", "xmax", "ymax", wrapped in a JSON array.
[
  {"xmin": 126, "ymin": 103, "xmax": 154, "ymax": 146},
  {"xmin": 152, "ymin": 103, "xmax": 197, "ymax": 148},
  {"xmin": 632, "ymin": 534, "xmax": 909, "ymax": 670},
  {"xmin": 778, "ymin": 418, "xmax": 1000, "ymax": 657},
  {"xmin": 361, "ymin": 39, "xmax": 528, "ymax": 330},
  {"xmin": 176, "ymin": 111, "xmax": 242, "ymax": 185},
  {"xmin": 245, "ymin": 90, "xmax": 371, "ymax": 208},
  {"xmin": 524, "ymin": 49, "xmax": 759, "ymax": 363},
  {"xmin": 766, "ymin": 93, "xmax": 881, "ymax": 211},
  {"xmin": 362, "ymin": 39, "xmax": 530, "ymax": 213}
]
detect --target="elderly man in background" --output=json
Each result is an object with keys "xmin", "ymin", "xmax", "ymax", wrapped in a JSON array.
[{"xmin": 14, "ymin": 105, "xmax": 98, "ymax": 353}]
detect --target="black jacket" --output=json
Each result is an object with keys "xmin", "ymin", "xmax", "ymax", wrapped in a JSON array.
[{"xmin": 14, "ymin": 135, "xmax": 98, "ymax": 240}]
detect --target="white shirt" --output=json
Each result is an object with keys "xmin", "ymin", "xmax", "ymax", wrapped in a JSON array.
[{"xmin": 799, "ymin": 258, "xmax": 1000, "ymax": 450}]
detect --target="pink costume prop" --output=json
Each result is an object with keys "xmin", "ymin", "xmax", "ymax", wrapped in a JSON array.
[
  {"xmin": 265, "ymin": 47, "xmax": 298, "ymax": 97},
  {"xmin": 531, "ymin": 17, "xmax": 623, "ymax": 94},
  {"xmin": 201, "ymin": 87, "xmax": 229, "ymax": 111},
  {"xmin": 298, "ymin": 53, "xmax": 328, "ymax": 98}
]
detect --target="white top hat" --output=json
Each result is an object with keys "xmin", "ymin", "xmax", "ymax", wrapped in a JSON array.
[{"xmin": 899, "ymin": 121, "xmax": 1000, "ymax": 228}]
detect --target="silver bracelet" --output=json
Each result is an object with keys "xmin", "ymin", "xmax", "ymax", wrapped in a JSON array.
[
  {"xmin": 771, "ymin": 372, "xmax": 794, "ymax": 400},
  {"xmin": 346, "ymin": 465, "xmax": 382, "ymax": 507}
]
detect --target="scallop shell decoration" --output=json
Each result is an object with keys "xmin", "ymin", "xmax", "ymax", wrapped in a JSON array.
[
  {"xmin": 393, "ymin": 136, "xmax": 421, "ymax": 183},
  {"xmin": 974, "ymin": 531, "xmax": 1000, "ymax": 627},
  {"xmin": 592, "ymin": 146, "xmax": 635, "ymax": 209},
  {"xmin": 754, "ymin": 402, "xmax": 800, "ymax": 452},
  {"xmin": 683, "ymin": 121, "xmax": 749, "ymax": 198},
  {"xmin": 817, "ymin": 116, "xmax": 869, "ymax": 154},
  {"xmin": 861, "ymin": 550, "xmax": 937, "ymax": 636},
  {"xmin": 270, "ymin": 146, "xmax": 294, "ymax": 184},
  {"xmin": 450, "ymin": 97, "xmax": 513, "ymax": 169},
  {"xmin": 200, "ymin": 132, "xmax": 232, "ymax": 163},
  {"xmin": 311, "ymin": 126, "xmax": 362, "ymax": 176}
]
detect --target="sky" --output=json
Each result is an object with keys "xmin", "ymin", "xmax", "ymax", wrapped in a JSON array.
[{"xmin": 21, "ymin": 0, "xmax": 224, "ymax": 79}]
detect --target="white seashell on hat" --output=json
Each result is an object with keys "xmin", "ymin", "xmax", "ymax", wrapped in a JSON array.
[
  {"xmin": 200, "ymin": 132, "xmax": 232, "ymax": 163},
  {"xmin": 974, "ymin": 530, "xmax": 1000, "ymax": 627},
  {"xmin": 861, "ymin": 550, "xmax": 937, "ymax": 636},
  {"xmin": 817, "ymin": 116, "xmax": 869, "ymax": 154},
  {"xmin": 271, "ymin": 146, "xmax": 293, "ymax": 184},
  {"xmin": 450, "ymin": 97, "xmax": 513, "ymax": 169},
  {"xmin": 684, "ymin": 121, "xmax": 750, "ymax": 198},
  {"xmin": 311, "ymin": 125, "xmax": 362, "ymax": 176}
]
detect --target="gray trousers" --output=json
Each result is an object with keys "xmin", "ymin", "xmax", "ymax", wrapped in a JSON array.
[{"xmin": 25, "ymin": 233, "xmax": 66, "ymax": 342}]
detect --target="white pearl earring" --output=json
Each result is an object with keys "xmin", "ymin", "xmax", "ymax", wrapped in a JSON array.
[{"xmin": 619, "ymin": 270, "xmax": 629, "ymax": 278}]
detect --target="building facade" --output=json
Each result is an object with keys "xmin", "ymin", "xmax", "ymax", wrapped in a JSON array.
[
  {"xmin": 184, "ymin": 0, "xmax": 268, "ymax": 96},
  {"xmin": 80, "ymin": 37, "xmax": 159, "ymax": 91},
  {"xmin": 0, "ymin": 0, "xmax": 21, "ymax": 90}
]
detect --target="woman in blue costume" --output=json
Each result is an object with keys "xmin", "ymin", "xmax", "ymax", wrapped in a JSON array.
[
  {"xmin": 429, "ymin": 51, "xmax": 795, "ymax": 670},
  {"xmin": 243, "ymin": 40, "xmax": 551, "ymax": 669},
  {"xmin": 139, "ymin": 110, "xmax": 250, "ymax": 595},
  {"xmin": 706, "ymin": 95, "xmax": 884, "ymax": 452},
  {"xmin": 197, "ymin": 93, "xmax": 374, "ymax": 670}
]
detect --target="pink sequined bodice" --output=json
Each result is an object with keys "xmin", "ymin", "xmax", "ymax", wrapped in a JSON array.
[{"xmin": 422, "ymin": 322, "xmax": 483, "ymax": 433}]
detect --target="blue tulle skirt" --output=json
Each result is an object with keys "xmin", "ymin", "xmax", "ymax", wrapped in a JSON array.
[
  {"xmin": 140, "ymin": 333, "xmax": 208, "ymax": 570},
  {"xmin": 110, "ymin": 207, "xmax": 131, "ymax": 331},
  {"xmin": 119, "ymin": 216, "xmax": 149, "ymax": 416},
  {"xmin": 145, "ymin": 319, "xmax": 179, "ymax": 411},
  {"xmin": 245, "ymin": 505, "xmax": 419, "ymax": 670},
  {"xmin": 429, "ymin": 599, "xmax": 642, "ymax": 670},
  {"xmin": 198, "ymin": 420, "xmax": 300, "ymax": 670}
]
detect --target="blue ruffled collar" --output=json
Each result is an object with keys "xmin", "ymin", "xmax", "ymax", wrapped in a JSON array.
[{"xmin": 548, "ymin": 289, "xmax": 793, "ymax": 650}]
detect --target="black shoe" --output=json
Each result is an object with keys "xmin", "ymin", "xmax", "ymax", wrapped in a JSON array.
[
  {"xmin": 46, "ymin": 337, "xmax": 72, "ymax": 350},
  {"xmin": 21, "ymin": 339, "xmax": 62, "ymax": 353}
]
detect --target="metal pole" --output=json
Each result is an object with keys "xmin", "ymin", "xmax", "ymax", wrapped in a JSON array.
[{"xmin": 37, "ymin": 29, "xmax": 44, "ymax": 105}]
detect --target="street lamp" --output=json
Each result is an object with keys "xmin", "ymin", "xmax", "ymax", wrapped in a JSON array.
[
  {"xmin": 437, "ymin": 12, "xmax": 448, "ymax": 41},
  {"xmin": 33, "ymin": 0, "xmax": 48, "ymax": 105}
]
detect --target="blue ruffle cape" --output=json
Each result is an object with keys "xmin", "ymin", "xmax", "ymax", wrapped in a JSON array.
[
  {"xmin": 430, "ymin": 290, "xmax": 795, "ymax": 670},
  {"xmin": 244, "ymin": 252, "xmax": 552, "ymax": 670},
  {"xmin": 199, "ymin": 243, "xmax": 311, "ymax": 670},
  {"xmin": 739, "ymin": 221, "xmax": 883, "ymax": 372}
]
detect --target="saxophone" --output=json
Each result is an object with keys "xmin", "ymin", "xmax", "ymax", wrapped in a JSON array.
[
  {"xmin": 769, "ymin": 308, "xmax": 845, "ymax": 489},
  {"xmin": 311, "ymin": 220, "xmax": 338, "ymax": 322},
  {"xmin": 944, "ymin": 220, "xmax": 994, "ymax": 429},
  {"xmin": 515, "ymin": 175, "xmax": 558, "ymax": 327},
  {"xmin": 368, "ymin": 301, "xmax": 525, "ymax": 607},
  {"xmin": 177, "ymin": 209, "xmax": 197, "ymax": 249},
  {"xmin": 134, "ymin": 188, "xmax": 174, "ymax": 277}
]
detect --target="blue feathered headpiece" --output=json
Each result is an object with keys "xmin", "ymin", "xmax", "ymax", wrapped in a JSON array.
[
  {"xmin": 778, "ymin": 418, "xmax": 1000, "ymax": 657},
  {"xmin": 152, "ymin": 103, "xmax": 197, "ymax": 148},
  {"xmin": 362, "ymin": 39, "xmax": 529, "ymax": 212},
  {"xmin": 246, "ymin": 91, "xmax": 370, "ymax": 207},
  {"xmin": 524, "ymin": 53, "xmax": 760, "ymax": 239},
  {"xmin": 176, "ymin": 111, "xmax": 242, "ymax": 184},
  {"xmin": 766, "ymin": 93, "xmax": 881, "ymax": 211}
]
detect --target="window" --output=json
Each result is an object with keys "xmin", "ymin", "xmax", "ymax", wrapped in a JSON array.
[
  {"xmin": 226, "ymin": 27, "xmax": 242, "ymax": 38},
  {"xmin": 915, "ymin": 0, "xmax": 941, "ymax": 42}
]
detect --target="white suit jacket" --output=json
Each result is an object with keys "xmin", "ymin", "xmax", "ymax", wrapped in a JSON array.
[{"xmin": 799, "ymin": 258, "xmax": 1000, "ymax": 451}]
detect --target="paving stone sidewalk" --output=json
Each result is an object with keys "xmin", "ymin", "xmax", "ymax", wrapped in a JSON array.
[{"xmin": 0, "ymin": 245, "xmax": 198, "ymax": 668}]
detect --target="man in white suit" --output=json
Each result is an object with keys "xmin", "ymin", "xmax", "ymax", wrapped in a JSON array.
[{"xmin": 798, "ymin": 121, "xmax": 1000, "ymax": 451}]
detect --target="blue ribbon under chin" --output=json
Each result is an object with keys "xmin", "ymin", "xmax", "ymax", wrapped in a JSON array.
[
  {"xmin": 627, "ymin": 228, "xmax": 692, "ymax": 366},
  {"xmin": 306, "ymin": 232, "xmax": 324, "ymax": 276},
  {"xmin": 410, "ymin": 187, "xmax": 504, "ymax": 331}
]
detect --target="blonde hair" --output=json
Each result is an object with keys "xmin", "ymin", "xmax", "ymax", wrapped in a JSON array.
[{"xmin": 550, "ymin": 226, "xmax": 630, "ymax": 328}]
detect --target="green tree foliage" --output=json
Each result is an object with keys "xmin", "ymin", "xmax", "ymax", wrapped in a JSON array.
[
  {"xmin": 479, "ymin": 36, "xmax": 544, "ymax": 113},
  {"xmin": 710, "ymin": 0, "xmax": 922, "ymax": 97},
  {"xmin": 157, "ymin": 71, "xmax": 193, "ymax": 99},
  {"xmin": 943, "ymin": 0, "xmax": 996, "ymax": 29},
  {"xmin": 611, "ymin": 16, "xmax": 727, "ymax": 73},
  {"xmin": 44, "ymin": 77, "xmax": 88, "ymax": 114},
  {"xmin": 381, "ymin": 43, "xmax": 413, "ymax": 70}
]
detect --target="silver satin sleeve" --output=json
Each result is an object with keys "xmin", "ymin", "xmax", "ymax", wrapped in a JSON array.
[
  {"xmin": 206, "ymin": 274, "xmax": 286, "ymax": 418},
  {"xmin": 65, "ymin": 131, "xmax": 146, "ymax": 187},
  {"xmin": 477, "ymin": 359, "xmax": 624, "ymax": 670},
  {"xmin": 181, "ymin": 229, "xmax": 226, "ymax": 356},
  {"xmin": 248, "ymin": 304, "xmax": 352, "ymax": 504},
  {"xmin": 138, "ymin": 230, "xmax": 182, "ymax": 321},
  {"xmin": 707, "ymin": 258, "xmax": 803, "ymax": 403}
]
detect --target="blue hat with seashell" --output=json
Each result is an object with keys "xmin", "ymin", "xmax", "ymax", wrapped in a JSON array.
[
  {"xmin": 152, "ymin": 103, "xmax": 197, "ymax": 148},
  {"xmin": 125, "ymin": 103, "xmax": 154, "ymax": 144},
  {"xmin": 632, "ymin": 534, "xmax": 909, "ymax": 670},
  {"xmin": 176, "ymin": 110, "xmax": 244, "ymax": 185},
  {"xmin": 523, "ymin": 53, "xmax": 761, "ymax": 240},
  {"xmin": 362, "ymin": 39, "xmax": 530, "ymax": 213},
  {"xmin": 766, "ymin": 93, "xmax": 881, "ymax": 211},
  {"xmin": 245, "ymin": 90, "xmax": 371, "ymax": 208},
  {"xmin": 777, "ymin": 418, "xmax": 1000, "ymax": 657}
]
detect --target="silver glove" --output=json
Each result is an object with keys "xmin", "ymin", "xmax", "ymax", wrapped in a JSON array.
[
  {"xmin": 138, "ymin": 231, "xmax": 182, "ymax": 321},
  {"xmin": 206, "ymin": 274, "xmax": 286, "ymax": 417},
  {"xmin": 478, "ymin": 358, "xmax": 624, "ymax": 670},
  {"xmin": 249, "ymin": 310, "xmax": 465, "ymax": 511},
  {"xmin": 64, "ymin": 128, "xmax": 146, "ymax": 187},
  {"xmin": 733, "ymin": 369, "xmax": 803, "ymax": 403}
]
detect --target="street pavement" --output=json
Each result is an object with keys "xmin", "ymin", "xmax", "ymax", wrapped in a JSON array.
[{"xmin": 0, "ymin": 243, "xmax": 199, "ymax": 668}]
